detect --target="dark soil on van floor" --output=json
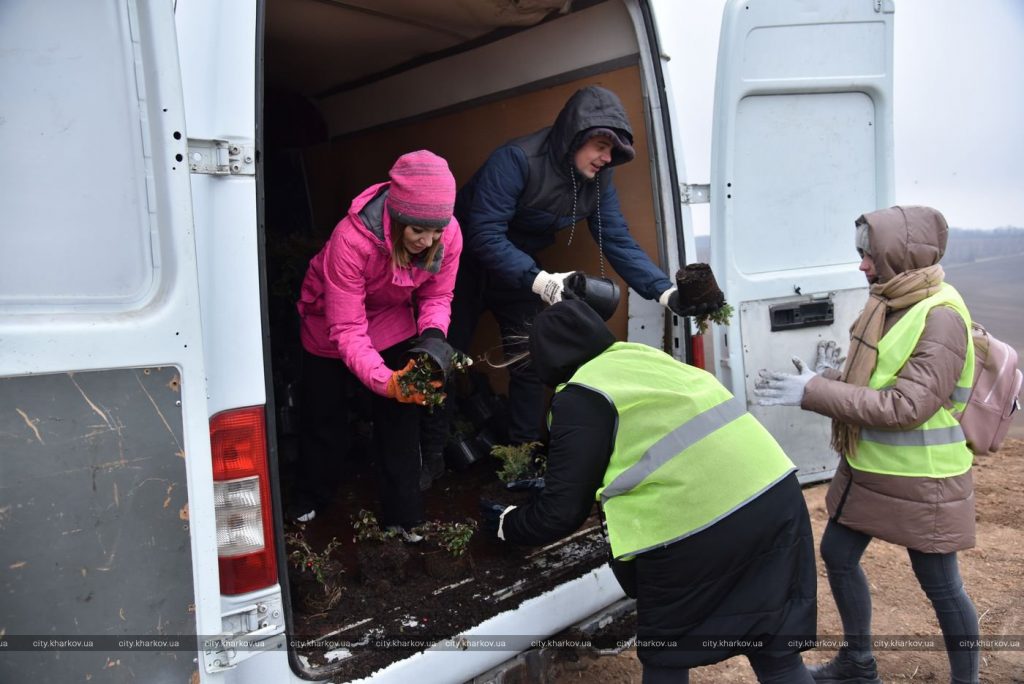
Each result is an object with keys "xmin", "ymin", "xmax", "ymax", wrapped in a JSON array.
[{"xmin": 283, "ymin": 442, "xmax": 610, "ymax": 682}]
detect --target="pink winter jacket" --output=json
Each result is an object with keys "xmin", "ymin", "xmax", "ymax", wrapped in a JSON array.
[{"xmin": 297, "ymin": 182, "xmax": 463, "ymax": 396}]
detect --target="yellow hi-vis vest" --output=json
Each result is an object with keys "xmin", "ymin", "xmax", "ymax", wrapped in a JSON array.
[
  {"xmin": 854, "ymin": 283, "xmax": 975, "ymax": 477},
  {"xmin": 560, "ymin": 342, "xmax": 795, "ymax": 560}
]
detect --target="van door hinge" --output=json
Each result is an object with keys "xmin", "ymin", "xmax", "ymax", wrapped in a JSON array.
[
  {"xmin": 203, "ymin": 595, "xmax": 285, "ymax": 672},
  {"xmin": 680, "ymin": 183, "xmax": 710, "ymax": 205},
  {"xmin": 187, "ymin": 138, "xmax": 256, "ymax": 176}
]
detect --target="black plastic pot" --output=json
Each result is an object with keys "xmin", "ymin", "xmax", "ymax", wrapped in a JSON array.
[
  {"xmin": 444, "ymin": 435, "xmax": 484, "ymax": 471},
  {"xmin": 473, "ymin": 427, "xmax": 497, "ymax": 459},
  {"xmin": 563, "ymin": 272, "xmax": 621, "ymax": 321}
]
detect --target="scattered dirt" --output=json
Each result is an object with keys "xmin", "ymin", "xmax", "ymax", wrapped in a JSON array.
[
  {"xmin": 550, "ymin": 439, "xmax": 1024, "ymax": 683},
  {"xmin": 284, "ymin": 445, "xmax": 609, "ymax": 682}
]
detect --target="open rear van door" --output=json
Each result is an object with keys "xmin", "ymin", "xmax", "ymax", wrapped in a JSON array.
[
  {"xmin": 0, "ymin": 2, "xmax": 231, "ymax": 681},
  {"xmin": 710, "ymin": 0, "xmax": 895, "ymax": 480}
]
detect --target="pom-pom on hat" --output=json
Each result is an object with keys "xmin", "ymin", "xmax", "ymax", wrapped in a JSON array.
[{"xmin": 386, "ymin": 150, "xmax": 456, "ymax": 229}]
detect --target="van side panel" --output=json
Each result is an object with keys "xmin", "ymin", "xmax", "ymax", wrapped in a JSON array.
[
  {"xmin": 0, "ymin": 368, "xmax": 196, "ymax": 683},
  {"xmin": 0, "ymin": 1, "xmax": 227, "ymax": 680}
]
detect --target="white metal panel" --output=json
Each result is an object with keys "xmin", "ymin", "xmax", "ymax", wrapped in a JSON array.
[
  {"xmin": 174, "ymin": 2, "xmax": 281, "ymax": 679},
  {"xmin": 0, "ymin": 2, "xmax": 154, "ymax": 309},
  {"xmin": 739, "ymin": 290, "xmax": 867, "ymax": 480},
  {"xmin": 174, "ymin": 1, "xmax": 266, "ymax": 418},
  {"xmin": 733, "ymin": 92, "xmax": 877, "ymax": 275},
  {"xmin": 710, "ymin": 0, "xmax": 894, "ymax": 478},
  {"xmin": 0, "ymin": 0, "xmax": 228, "ymax": 680}
]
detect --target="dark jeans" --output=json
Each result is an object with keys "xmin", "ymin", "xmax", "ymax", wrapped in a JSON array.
[
  {"xmin": 820, "ymin": 519, "xmax": 980, "ymax": 683},
  {"xmin": 448, "ymin": 256, "xmax": 546, "ymax": 445},
  {"xmin": 292, "ymin": 344, "xmax": 425, "ymax": 527},
  {"xmin": 642, "ymin": 651, "xmax": 813, "ymax": 684}
]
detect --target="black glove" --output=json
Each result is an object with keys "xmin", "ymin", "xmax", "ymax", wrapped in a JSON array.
[
  {"xmin": 418, "ymin": 327, "xmax": 446, "ymax": 341},
  {"xmin": 505, "ymin": 477, "xmax": 545, "ymax": 492},
  {"xmin": 479, "ymin": 499, "xmax": 509, "ymax": 538},
  {"xmin": 666, "ymin": 290, "xmax": 725, "ymax": 318}
]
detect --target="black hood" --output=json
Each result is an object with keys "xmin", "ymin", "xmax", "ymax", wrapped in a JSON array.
[
  {"xmin": 548, "ymin": 86, "xmax": 634, "ymax": 169},
  {"xmin": 530, "ymin": 300, "xmax": 616, "ymax": 387}
]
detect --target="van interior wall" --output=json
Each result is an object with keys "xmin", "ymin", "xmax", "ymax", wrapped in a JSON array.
[{"xmin": 300, "ymin": 66, "xmax": 659, "ymax": 391}]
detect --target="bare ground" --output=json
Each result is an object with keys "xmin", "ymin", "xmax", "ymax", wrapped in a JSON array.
[{"xmin": 551, "ymin": 439, "xmax": 1024, "ymax": 684}]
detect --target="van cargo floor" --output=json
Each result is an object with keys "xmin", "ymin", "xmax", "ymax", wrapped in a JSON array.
[{"xmin": 283, "ymin": 442, "xmax": 611, "ymax": 681}]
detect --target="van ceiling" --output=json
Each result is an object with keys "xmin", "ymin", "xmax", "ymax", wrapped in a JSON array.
[{"xmin": 265, "ymin": 0, "xmax": 581, "ymax": 99}]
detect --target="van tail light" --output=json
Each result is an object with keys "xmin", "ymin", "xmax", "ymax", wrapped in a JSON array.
[
  {"xmin": 210, "ymin": 406, "xmax": 278, "ymax": 595},
  {"xmin": 691, "ymin": 334, "xmax": 707, "ymax": 370}
]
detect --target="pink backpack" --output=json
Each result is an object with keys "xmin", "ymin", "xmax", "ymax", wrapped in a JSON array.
[{"xmin": 955, "ymin": 322, "xmax": 1022, "ymax": 455}]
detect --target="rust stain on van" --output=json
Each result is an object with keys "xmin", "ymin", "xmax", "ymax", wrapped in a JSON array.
[
  {"xmin": 164, "ymin": 484, "xmax": 176, "ymax": 508},
  {"xmin": 179, "ymin": 503, "xmax": 189, "ymax": 521},
  {"xmin": 9, "ymin": 561, "xmax": 26, "ymax": 570},
  {"xmin": 167, "ymin": 374, "xmax": 181, "ymax": 393},
  {"xmin": 15, "ymin": 408, "xmax": 44, "ymax": 444}
]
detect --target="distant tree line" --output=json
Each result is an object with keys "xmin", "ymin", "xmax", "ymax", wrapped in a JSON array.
[
  {"xmin": 694, "ymin": 228, "xmax": 1024, "ymax": 265},
  {"xmin": 945, "ymin": 227, "xmax": 1024, "ymax": 264}
]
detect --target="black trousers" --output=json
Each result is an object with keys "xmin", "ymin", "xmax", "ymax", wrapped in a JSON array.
[
  {"xmin": 448, "ymin": 256, "xmax": 546, "ymax": 445},
  {"xmin": 293, "ymin": 343, "xmax": 425, "ymax": 527}
]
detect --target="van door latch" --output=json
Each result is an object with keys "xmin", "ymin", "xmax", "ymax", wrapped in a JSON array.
[
  {"xmin": 203, "ymin": 595, "xmax": 285, "ymax": 672},
  {"xmin": 187, "ymin": 138, "xmax": 256, "ymax": 176},
  {"xmin": 680, "ymin": 183, "xmax": 710, "ymax": 205}
]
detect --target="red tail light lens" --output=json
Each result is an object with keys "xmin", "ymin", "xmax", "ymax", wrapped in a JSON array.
[
  {"xmin": 210, "ymin": 406, "xmax": 277, "ymax": 595},
  {"xmin": 691, "ymin": 334, "xmax": 707, "ymax": 370}
]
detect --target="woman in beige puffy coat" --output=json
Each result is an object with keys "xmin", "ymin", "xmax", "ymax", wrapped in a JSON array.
[{"xmin": 755, "ymin": 206, "xmax": 979, "ymax": 684}]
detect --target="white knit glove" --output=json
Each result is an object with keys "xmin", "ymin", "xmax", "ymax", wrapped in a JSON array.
[
  {"xmin": 753, "ymin": 357, "xmax": 817, "ymax": 406},
  {"xmin": 658, "ymin": 287, "xmax": 676, "ymax": 309},
  {"xmin": 497, "ymin": 505, "xmax": 518, "ymax": 541},
  {"xmin": 813, "ymin": 340, "xmax": 845, "ymax": 374},
  {"xmin": 531, "ymin": 271, "xmax": 576, "ymax": 305}
]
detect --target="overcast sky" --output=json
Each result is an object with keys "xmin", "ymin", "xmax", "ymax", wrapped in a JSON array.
[{"xmin": 650, "ymin": 0, "xmax": 1024, "ymax": 232}]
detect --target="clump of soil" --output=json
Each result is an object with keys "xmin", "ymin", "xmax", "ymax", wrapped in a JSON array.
[{"xmin": 674, "ymin": 263, "xmax": 725, "ymax": 310}]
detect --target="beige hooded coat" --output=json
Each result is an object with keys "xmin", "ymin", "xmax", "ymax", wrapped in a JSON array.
[{"xmin": 801, "ymin": 206, "xmax": 974, "ymax": 553}]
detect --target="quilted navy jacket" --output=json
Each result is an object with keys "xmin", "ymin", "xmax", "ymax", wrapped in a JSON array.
[{"xmin": 454, "ymin": 86, "xmax": 672, "ymax": 299}]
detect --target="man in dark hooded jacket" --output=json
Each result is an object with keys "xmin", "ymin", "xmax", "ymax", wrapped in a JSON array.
[
  {"xmin": 447, "ymin": 86, "xmax": 690, "ymax": 450},
  {"xmin": 484, "ymin": 300, "xmax": 817, "ymax": 683}
]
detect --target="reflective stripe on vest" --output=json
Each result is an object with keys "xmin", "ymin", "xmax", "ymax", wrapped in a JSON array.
[
  {"xmin": 562, "ymin": 342, "xmax": 795, "ymax": 560},
  {"xmin": 853, "ymin": 283, "xmax": 975, "ymax": 478}
]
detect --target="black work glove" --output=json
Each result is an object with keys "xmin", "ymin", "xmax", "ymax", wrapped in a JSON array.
[
  {"xmin": 418, "ymin": 327, "xmax": 446, "ymax": 341},
  {"xmin": 505, "ymin": 477, "xmax": 545, "ymax": 492},
  {"xmin": 479, "ymin": 499, "xmax": 510, "ymax": 539}
]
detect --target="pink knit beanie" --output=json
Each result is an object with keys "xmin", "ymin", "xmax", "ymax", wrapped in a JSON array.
[{"xmin": 386, "ymin": 150, "xmax": 456, "ymax": 229}]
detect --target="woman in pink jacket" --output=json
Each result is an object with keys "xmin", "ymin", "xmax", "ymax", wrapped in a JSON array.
[{"xmin": 290, "ymin": 150, "xmax": 462, "ymax": 538}]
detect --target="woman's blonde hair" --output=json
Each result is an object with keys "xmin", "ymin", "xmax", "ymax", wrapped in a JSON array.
[{"xmin": 390, "ymin": 221, "xmax": 444, "ymax": 270}]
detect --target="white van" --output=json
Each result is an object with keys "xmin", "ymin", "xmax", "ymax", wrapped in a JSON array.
[{"xmin": 0, "ymin": 0, "xmax": 893, "ymax": 681}]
